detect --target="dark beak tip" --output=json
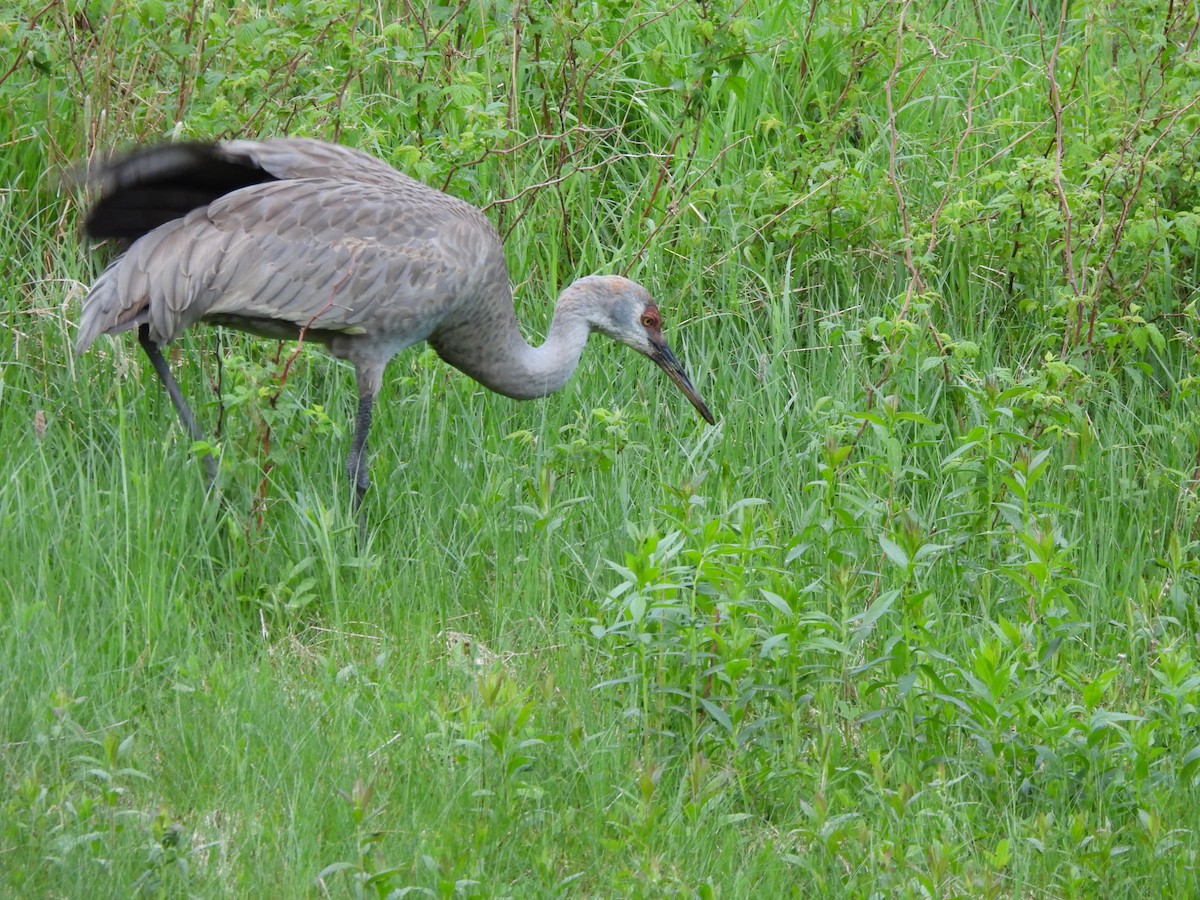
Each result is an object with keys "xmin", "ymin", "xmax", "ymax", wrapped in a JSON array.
[
  {"xmin": 679, "ymin": 383, "xmax": 715, "ymax": 426},
  {"xmin": 650, "ymin": 341, "xmax": 713, "ymax": 425}
]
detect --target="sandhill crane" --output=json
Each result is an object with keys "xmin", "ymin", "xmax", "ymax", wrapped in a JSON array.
[{"xmin": 74, "ymin": 137, "xmax": 714, "ymax": 505}]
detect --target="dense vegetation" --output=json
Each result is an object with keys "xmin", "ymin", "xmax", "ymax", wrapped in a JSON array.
[{"xmin": 4, "ymin": 0, "xmax": 1200, "ymax": 895}]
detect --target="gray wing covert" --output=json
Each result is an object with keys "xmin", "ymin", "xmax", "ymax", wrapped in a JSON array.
[{"xmin": 135, "ymin": 178, "xmax": 496, "ymax": 343}]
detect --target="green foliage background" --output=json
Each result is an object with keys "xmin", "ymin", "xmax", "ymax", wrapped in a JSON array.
[{"xmin": 4, "ymin": 0, "xmax": 1200, "ymax": 895}]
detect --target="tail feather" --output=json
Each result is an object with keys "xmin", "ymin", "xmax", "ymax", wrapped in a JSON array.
[{"xmin": 75, "ymin": 259, "xmax": 146, "ymax": 353}]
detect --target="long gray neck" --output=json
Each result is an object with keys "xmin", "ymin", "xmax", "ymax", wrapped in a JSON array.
[{"xmin": 430, "ymin": 286, "xmax": 593, "ymax": 401}]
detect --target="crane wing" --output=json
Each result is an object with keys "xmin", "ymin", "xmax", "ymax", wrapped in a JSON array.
[
  {"xmin": 83, "ymin": 137, "xmax": 452, "ymax": 242},
  {"xmin": 77, "ymin": 176, "xmax": 505, "ymax": 353}
]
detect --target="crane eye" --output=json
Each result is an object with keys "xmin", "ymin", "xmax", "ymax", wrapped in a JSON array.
[{"xmin": 641, "ymin": 313, "xmax": 657, "ymax": 328}]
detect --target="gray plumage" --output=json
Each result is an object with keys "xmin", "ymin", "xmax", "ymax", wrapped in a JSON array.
[{"xmin": 74, "ymin": 137, "xmax": 714, "ymax": 504}]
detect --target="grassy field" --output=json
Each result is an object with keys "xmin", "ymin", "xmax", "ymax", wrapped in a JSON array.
[{"xmin": 5, "ymin": 0, "xmax": 1200, "ymax": 895}]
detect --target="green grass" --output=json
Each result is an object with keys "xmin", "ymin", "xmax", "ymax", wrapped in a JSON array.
[{"xmin": 5, "ymin": 0, "xmax": 1200, "ymax": 895}]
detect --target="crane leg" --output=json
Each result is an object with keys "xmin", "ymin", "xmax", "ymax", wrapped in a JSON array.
[
  {"xmin": 346, "ymin": 391, "xmax": 375, "ymax": 509},
  {"xmin": 138, "ymin": 326, "xmax": 218, "ymax": 485}
]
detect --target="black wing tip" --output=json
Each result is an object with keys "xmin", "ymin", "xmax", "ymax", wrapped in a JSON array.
[{"xmin": 77, "ymin": 139, "xmax": 274, "ymax": 242}]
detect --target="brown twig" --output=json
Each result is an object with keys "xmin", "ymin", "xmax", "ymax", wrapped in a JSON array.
[
  {"xmin": 252, "ymin": 251, "xmax": 359, "ymax": 526},
  {"xmin": 884, "ymin": 1, "xmax": 922, "ymax": 297},
  {"xmin": 632, "ymin": 133, "xmax": 754, "ymax": 263}
]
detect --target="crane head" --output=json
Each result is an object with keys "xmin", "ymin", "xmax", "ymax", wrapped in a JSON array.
[{"xmin": 584, "ymin": 276, "xmax": 715, "ymax": 425}]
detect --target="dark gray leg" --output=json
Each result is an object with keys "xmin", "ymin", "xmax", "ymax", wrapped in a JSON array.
[
  {"xmin": 137, "ymin": 325, "xmax": 218, "ymax": 485},
  {"xmin": 345, "ymin": 391, "xmax": 375, "ymax": 509}
]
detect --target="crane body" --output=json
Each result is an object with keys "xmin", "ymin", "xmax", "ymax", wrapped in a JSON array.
[{"xmin": 74, "ymin": 138, "xmax": 713, "ymax": 503}]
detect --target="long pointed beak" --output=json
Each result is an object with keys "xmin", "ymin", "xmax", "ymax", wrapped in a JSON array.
[{"xmin": 650, "ymin": 340, "xmax": 715, "ymax": 425}]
